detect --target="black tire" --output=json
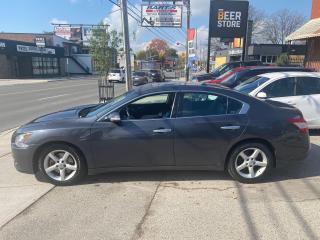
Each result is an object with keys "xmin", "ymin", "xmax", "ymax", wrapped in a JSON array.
[
  {"xmin": 37, "ymin": 144, "xmax": 87, "ymax": 186},
  {"xmin": 227, "ymin": 142, "xmax": 274, "ymax": 184}
]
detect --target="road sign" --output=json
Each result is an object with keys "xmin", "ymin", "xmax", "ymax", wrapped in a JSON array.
[
  {"xmin": 209, "ymin": 0, "xmax": 249, "ymax": 38},
  {"xmin": 141, "ymin": 4, "xmax": 182, "ymax": 28}
]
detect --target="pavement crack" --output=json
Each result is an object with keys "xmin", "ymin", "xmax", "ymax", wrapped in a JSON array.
[{"xmin": 131, "ymin": 182, "xmax": 161, "ymax": 240}]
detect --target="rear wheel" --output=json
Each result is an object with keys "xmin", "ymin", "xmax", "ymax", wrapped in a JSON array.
[
  {"xmin": 227, "ymin": 143, "xmax": 274, "ymax": 183},
  {"xmin": 38, "ymin": 144, "xmax": 87, "ymax": 186}
]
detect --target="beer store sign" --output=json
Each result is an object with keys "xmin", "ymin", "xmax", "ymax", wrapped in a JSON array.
[{"xmin": 209, "ymin": 0, "xmax": 249, "ymax": 38}]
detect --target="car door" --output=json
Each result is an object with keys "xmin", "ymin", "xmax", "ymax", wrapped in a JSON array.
[
  {"xmin": 259, "ymin": 77, "xmax": 296, "ymax": 106},
  {"xmin": 90, "ymin": 93, "xmax": 176, "ymax": 168},
  {"xmin": 173, "ymin": 92, "xmax": 248, "ymax": 169},
  {"xmin": 295, "ymin": 77, "xmax": 320, "ymax": 128}
]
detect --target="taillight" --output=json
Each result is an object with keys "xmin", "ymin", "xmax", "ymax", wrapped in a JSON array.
[{"xmin": 288, "ymin": 117, "xmax": 308, "ymax": 134}]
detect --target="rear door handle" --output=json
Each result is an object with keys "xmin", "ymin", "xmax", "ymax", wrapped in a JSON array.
[
  {"xmin": 286, "ymin": 101, "xmax": 297, "ymax": 105},
  {"xmin": 221, "ymin": 126, "xmax": 241, "ymax": 130},
  {"xmin": 153, "ymin": 128, "xmax": 172, "ymax": 133}
]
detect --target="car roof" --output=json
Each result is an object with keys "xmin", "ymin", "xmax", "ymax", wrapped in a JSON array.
[{"xmin": 258, "ymin": 71, "xmax": 320, "ymax": 79}]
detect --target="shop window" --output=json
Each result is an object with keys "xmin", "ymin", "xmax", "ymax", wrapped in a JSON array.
[{"xmin": 32, "ymin": 57, "xmax": 59, "ymax": 76}]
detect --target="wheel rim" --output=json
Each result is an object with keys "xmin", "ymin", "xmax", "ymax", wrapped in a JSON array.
[
  {"xmin": 235, "ymin": 148, "xmax": 268, "ymax": 179},
  {"xmin": 43, "ymin": 150, "xmax": 78, "ymax": 182}
]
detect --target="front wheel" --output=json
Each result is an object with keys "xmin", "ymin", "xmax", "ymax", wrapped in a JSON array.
[
  {"xmin": 227, "ymin": 143, "xmax": 274, "ymax": 184},
  {"xmin": 38, "ymin": 144, "xmax": 87, "ymax": 186}
]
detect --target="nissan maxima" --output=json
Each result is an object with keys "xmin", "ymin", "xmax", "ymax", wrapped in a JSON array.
[{"xmin": 12, "ymin": 82, "xmax": 310, "ymax": 185}]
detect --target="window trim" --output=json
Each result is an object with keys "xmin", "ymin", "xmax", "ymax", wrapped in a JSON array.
[
  {"xmin": 173, "ymin": 91, "xmax": 249, "ymax": 119},
  {"xmin": 97, "ymin": 91, "xmax": 178, "ymax": 122}
]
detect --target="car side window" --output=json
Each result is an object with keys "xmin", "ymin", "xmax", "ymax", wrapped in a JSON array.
[
  {"xmin": 227, "ymin": 98, "xmax": 243, "ymax": 114},
  {"xmin": 262, "ymin": 77, "xmax": 295, "ymax": 98},
  {"xmin": 118, "ymin": 93, "xmax": 175, "ymax": 120},
  {"xmin": 177, "ymin": 93, "xmax": 228, "ymax": 117},
  {"xmin": 296, "ymin": 77, "xmax": 320, "ymax": 95}
]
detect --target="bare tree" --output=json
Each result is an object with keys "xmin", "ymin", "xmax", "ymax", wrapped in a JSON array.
[
  {"xmin": 248, "ymin": 6, "xmax": 267, "ymax": 44},
  {"xmin": 265, "ymin": 9, "xmax": 306, "ymax": 44}
]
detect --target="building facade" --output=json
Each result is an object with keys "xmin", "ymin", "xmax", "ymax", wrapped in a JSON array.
[{"xmin": 0, "ymin": 39, "xmax": 65, "ymax": 78}]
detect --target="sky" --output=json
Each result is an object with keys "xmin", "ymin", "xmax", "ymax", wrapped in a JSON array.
[{"xmin": 0, "ymin": 0, "xmax": 313, "ymax": 51}]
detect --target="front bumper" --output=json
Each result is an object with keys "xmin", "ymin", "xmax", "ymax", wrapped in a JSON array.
[{"xmin": 11, "ymin": 144, "xmax": 37, "ymax": 174}]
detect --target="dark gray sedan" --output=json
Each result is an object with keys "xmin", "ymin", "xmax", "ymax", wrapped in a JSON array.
[
  {"xmin": 132, "ymin": 71, "xmax": 149, "ymax": 86},
  {"xmin": 12, "ymin": 82, "xmax": 310, "ymax": 185}
]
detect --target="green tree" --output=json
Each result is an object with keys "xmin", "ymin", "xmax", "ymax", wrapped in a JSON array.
[
  {"xmin": 166, "ymin": 48, "xmax": 178, "ymax": 58},
  {"xmin": 89, "ymin": 25, "xmax": 122, "ymax": 77},
  {"xmin": 276, "ymin": 53, "xmax": 290, "ymax": 66}
]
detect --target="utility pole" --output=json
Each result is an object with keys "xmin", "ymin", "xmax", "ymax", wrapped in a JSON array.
[
  {"xmin": 185, "ymin": 0, "xmax": 190, "ymax": 81},
  {"xmin": 120, "ymin": 0, "xmax": 132, "ymax": 91}
]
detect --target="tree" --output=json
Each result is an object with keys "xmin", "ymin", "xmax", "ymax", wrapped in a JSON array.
[
  {"xmin": 248, "ymin": 6, "xmax": 267, "ymax": 44},
  {"xmin": 265, "ymin": 10, "xmax": 306, "ymax": 44},
  {"xmin": 166, "ymin": 48, "xmax": 178, "ymax": 58},
  {"xmin": 276, "ymin": 53, "xmax": 290, "ymax": 66},
  {"xmin": 147, "ymin": 39, "xmax": 169, "ymax": 58},
  {"xmin": 89, "ymin": 25, "xmax": 122, "ymax": 77},
  {"xmin": 135, "ymin": 50, "xmax": 147, "ymax": 60}
]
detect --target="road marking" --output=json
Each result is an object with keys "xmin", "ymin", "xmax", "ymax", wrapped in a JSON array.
[
  {"xmin": 0, "ymin": 82, "xmax": 96, "ymax": 97},
  {"xmin": 37, "ymin": 94, "xmax": 69, "ymax": 101}
]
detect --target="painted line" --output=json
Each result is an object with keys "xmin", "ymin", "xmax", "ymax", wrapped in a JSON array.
[
  {"xmin": 0, "ymin": 82, "xmax": 96, "ymax": 97},
  {"xmin": 37, "ymin": 94, "xmax": 69, "ymax": 101}
]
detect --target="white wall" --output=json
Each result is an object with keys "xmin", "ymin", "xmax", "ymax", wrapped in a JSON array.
[{"xmin": 65, "ymin": 54, "xmax": 92, "ymax": 74}]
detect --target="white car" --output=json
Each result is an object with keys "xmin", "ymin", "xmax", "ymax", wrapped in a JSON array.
[
  {"xmin": 235, "ymin": 72, "xmax": 320, "ymax": 129},
  {"xmin": 108, "ymin": 69, "xmax": 125, "ymax": 82}
]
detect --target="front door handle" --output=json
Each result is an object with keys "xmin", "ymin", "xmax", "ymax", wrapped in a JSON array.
[
  {"xmin": 153, "ymin": 128, "xmax": 172, "ymax": 133},
  {"xmin": 221, "ymin": 126, "xmax": 241, "ymax": 130}
]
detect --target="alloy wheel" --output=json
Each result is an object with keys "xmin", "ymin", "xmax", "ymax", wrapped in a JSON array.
[
  {"xmin": 43, "ymin": 150, "xmax": 78, "ymax": 182},
  {"xmin": 235, "ymin": 148, "xmax": 268, "ymax": 179}
]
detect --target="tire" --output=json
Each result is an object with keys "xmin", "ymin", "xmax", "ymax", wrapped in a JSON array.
[
  {"xmin": 38, "ymin": 144, "xmax": 87, "ymax": 186},
  {"xmin": 227, "ymin": 142, "xmax": 274, "ymax": 184}
]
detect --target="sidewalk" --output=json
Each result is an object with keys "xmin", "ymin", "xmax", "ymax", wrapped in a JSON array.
[
  {"xmin": 0, "ymin": 75, "xmax": 98, "ymax": 87},
  {"xmin": 0, "ymin": 129, "xmax": 53, "ymax": 227}
]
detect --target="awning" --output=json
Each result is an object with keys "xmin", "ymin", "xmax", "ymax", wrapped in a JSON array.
[{"xmin": 286, "ymin": 17, "xmax": 320, "ymax": 41}]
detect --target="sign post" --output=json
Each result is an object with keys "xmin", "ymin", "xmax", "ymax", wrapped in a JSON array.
[{"xmin": 207, "ymin": 0, "xmax": 249, "ymax": 72}]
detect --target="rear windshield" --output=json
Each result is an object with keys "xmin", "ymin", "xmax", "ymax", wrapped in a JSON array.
[
  {"xmin": 133, "ymin": 72, "xmax": 146, "ymax": 76},
  {"xmin": 235, "ymin": 77, "xmax": 270, "ymax": 94},
  {"xmin": 110, "ymin": 69, "xmax": 121, "ymax": 73}
]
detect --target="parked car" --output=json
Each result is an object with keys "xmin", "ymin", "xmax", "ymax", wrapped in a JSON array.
[
  {"xmin": 132, "ymin": 71, "xmax": 148, "ymax": 86},
  {"xmin": 192, "ymin": 60, "xmax": 264, "ymax": 82},
  {"xmin": 235, "ymin": 72, "xmax": 320, "ymax": 129},
  {"xmin": 12, "ymin": 82, "xmax": 310, "ymax": 186},
  {"xmin": 108, "ymin": 69, "xmax": 125, "ymax": 83},
  {"xmin": 217, "ymin": 67, "xmax": 314, "ymax": 88},
  {"xmin": 148, "ymin": 69, "xmax": 165, "ymax": 82},
  {"xmin": 203, "ymin": 67, "xmax": 249, "ymax": 84}
]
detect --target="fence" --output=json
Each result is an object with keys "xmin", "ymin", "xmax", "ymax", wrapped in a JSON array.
[{"xmin": 98, "ymin": 77, "xmax": 115, "ymax": 103}]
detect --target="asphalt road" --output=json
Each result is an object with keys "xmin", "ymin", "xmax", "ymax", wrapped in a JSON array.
[{"xmin": 0, "ymin": 78, "xmax": 126, "ymax": 132}]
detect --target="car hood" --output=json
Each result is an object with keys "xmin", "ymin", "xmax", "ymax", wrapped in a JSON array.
[{"xmin": 30, "ymin": 104, "xmax": 99, "ymax": 123}]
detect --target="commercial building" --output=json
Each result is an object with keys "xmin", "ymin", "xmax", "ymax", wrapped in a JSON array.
[
  {"xmin": 214, "ymin": 44, "xmax": 306, "ymax": 68},
  {"xmin": 0, "ymin": 39, "xmax": 65, "ymax": 78},
  {"xmin": 0, "ymin": 33, "xmax": 93, "ymax": 78},
  {"xmin": 286, "ymin": 0, "xmax": 320, "ymax": 71}
]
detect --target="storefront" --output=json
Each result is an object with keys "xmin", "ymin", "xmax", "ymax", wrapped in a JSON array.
[{"xmin": 0, "ymin": 39, "xmax": 65, "ymax": 78}]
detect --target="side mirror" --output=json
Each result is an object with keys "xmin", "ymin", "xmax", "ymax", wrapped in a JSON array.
[
  {"xmin": 107, "ymin": 112, "xmax": 121, "ymax": 123},
  {"xmin": 256, "ymin": 92, "xmax": 267, "ymax": 99}
]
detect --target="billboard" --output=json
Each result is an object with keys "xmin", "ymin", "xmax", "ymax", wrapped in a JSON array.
[
  {"xmin": 141, "ymin": 4, "xmax": 182, "ymax": 27},
  {"xmin": 209, "ymin": 0, "xmax": 249, "ymax": 38},
  {"xmin": 188, "ymin": 28, "xmax": 196, "ymax": 59},
  {"xmin": 54, "ymin": 26, "xmax": 71, "ymax": 39}
]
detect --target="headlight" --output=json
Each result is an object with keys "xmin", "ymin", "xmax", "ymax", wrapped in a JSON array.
[{"xmin": 15, "ymin": 133, "xmax": 32, "ymax": 148}]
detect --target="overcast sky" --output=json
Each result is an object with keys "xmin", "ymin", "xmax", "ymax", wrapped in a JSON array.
[{"xmin": 0, "ymin": 0, "xmax": 313, "ymax": 51}]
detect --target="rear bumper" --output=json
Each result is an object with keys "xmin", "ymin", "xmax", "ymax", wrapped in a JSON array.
[
  {"xmin": 11, "ymin": 144, "xmax": 37, "ymax": 174},
  {"xmin": 275, "ymin": 133, "xmax": 311, "ymax": 167}
]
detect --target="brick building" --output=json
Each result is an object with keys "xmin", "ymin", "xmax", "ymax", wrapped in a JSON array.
[{"xmin": 286, "ymin": 0, "xmax": 320, "ymax": 71}]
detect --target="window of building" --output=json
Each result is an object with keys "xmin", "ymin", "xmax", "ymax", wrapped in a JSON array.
[{"xmin": 32, "ymin": 57, "xmax": 59, "ymax": 76}]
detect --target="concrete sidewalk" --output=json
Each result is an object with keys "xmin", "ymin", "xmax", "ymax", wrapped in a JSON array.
[
  {"xmin": 0, "ymin": 130, "xmax": 53, "ymax": 227},
  {"xmin": 0, "ymin": 75, "xmax": 98, "ymax": 87}
]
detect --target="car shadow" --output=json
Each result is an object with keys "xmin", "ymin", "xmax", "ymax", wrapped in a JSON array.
[{"xmin": 77, "ymin": 143, "xmax": 320, "ymax": 185}]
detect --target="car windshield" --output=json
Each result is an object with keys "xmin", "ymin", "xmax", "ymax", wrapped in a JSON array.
[
  {"xmin": 110, "ymin": 69, "xmax": 120, "ymax": 73},
  {"xmin": 133, "ymin": 72, "xmax": 145, "ymax": 76},
  {"xmin": 86, "ymin": 91, "xmax": 133, "ymax": 117},
  {"xmin": 150, "ymin": 70, "xmax": 159, "ymax": 73},
  {"xmin": 235, "ymin": 77, "xmax": 270, "ymax": 94}
]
